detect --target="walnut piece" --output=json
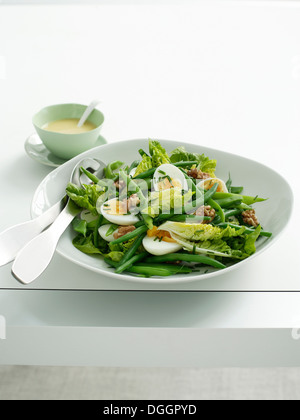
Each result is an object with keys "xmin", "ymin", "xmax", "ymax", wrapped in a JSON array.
[
  {"xmin": 127, "ymin": 194, "xmax": 140, "ymax": 212},
  {"xmin": 187, "ymin": 168, "xmax": 211, "ymax": 180},
  {"xmin": 114, "ymin": 180, "xmax": 126, "ymax": 191},
  {"xmin": 113, "ymin": 225, "xmax": 136, "ymax": 240},
  {"xmin": 195, "ymin": 205, "xmax": 216, "ymax": 223},
  {"xmin": 242, "ymin": 209, "xmax": 259, "ymax": 227}
]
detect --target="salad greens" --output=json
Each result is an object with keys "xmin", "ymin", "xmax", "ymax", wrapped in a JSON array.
[
  {"xmin": 170, "ymin": 146, "xmax": 217, "ymax": 177},
  {"xmin": 66, "ymin": 139, "xmax": 271, "ymax": 278}
]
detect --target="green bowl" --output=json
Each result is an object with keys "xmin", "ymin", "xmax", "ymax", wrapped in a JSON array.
[{"xmin": 32, "ymin": 103, "xmax": 105, "ymax": 160}]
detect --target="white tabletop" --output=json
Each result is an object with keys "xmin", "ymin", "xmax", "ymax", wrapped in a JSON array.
[{"xmin": 0, "ymin": 0, "xmax": 300, "ymax": 366}]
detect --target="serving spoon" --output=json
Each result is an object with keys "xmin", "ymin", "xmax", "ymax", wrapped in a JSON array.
[
  {"xmin": 12, "ymin": 158, "xmax": 106, "ymax": 284},
  {"xmin": 77, "ymin": 100, "xmax": 101, "ymax": 128}
]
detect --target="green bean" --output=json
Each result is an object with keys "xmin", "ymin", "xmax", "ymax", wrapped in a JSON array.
[
  {"xmin": 143, "ymin": 177, "xmax": 152, "ymax": 189},
  {"xmin": 132, "ymin": 168, "xmax": 156, "ymax": 179},
  {"xmin": 236, "ymin": 203, "xmax": 252, "ymax": 210},
  {"xmin": 180, "ymin": 181, "xmax": 216, "ymax": 215},
  {"xmin": 180, "ymin": 168, "xmax": 200, "ymax": 195},
  {"xmin": 110, "ymin": 225, "xmax": 148, "ymax": 245},
  {"xmin": 207, "ymin": 198, "xmax": 225, "ymax": 223},
  {"xmin": 127, "ymin": 265, "xmax": 173, "ymax": 277},
  {"xmin": 135, "ymin": 263, "xmax": 192, "ymax": 274},
  {"xmin": 168, "ymin": 215, "xmax": 211, "ymax": 223},
  {"xmin": 80, "ymin": 167, "xmax": 109, "ymax": 188},
  {"xmin": 225, "ymin": 173, "xmax": 232, "ymax": 192},
  {"xmin": 93, "ymin": 215, "xmax": 104, "ymax": 247},
  {"xmin": 134, "ymin": 161, "xmax": 198, "ymax": 179},
  {"xmin": 118, "ymin": 171, "xmax": 153, "ymax": 229},
  {"xmin": 104, "ymin": 258, "xmax": 119, "ymax": 268},
  {"xmin": 138, "ymin": 149, "xmax": 149, "ymax": 157},
  {"xmin": 213, "ymin": 192, "xmax": 266, "ymax": 205},
  {"xmin": 224, "ymin": 208, "xmax": 244, "ymax": 219},
  {"xmin": 203, "ymin": 182, "xmax": 219, "ymax": 203},
  {"xmin": 105, "ymin": 223, "xmax": 119, "ymax": 237},
  {"xmin": 145, "ymin": 253, "xmax": 226, "ymax": 269},
  {"xmin": 213, "ymin": 197, "xmax": 242, "ymax": 208},
  {"xmin": 80, "ymin": 167, "xmax": 100, "ymax": 184},
  {"xmin": 216, "ymin": 222, "xmax": 272, "ymax": 238},
  {"xmin": 128, "ymin": 159, "xmax": 140, "ymax": 175},
  {"xmin": 155, "ymin": 210, "xmax": 175, "ymax": 222},
  {"xmin": 104, "ymin": 160, "xmax": 124, "ymax": 179},
  {"xmin": 115, "ymin": 252, "xmax": 149, "ymax": 274},
  {"xmin": 116, "ymin": 233, "xmax": 146, "ymax": 268},
  {"xmin": 104, "ymin": 258, "xmax": 173, "ymax": 277},
  {"xmin": 230, "ymin": 186, "xmax": 243, "ymax": 194}
]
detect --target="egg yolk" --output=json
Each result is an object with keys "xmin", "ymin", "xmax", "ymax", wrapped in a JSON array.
[
  {"xmin": 202, "ymin": 178, "xmax": 225, "ymax": 193},
  {"xmin": 105, "ymin": 200, "xmax": 127, "ymax": 215},
  {"xmin": 157, "ymin": 177, "xmax": 182, "ymax": 191},
  {"xmin": 147, "ymin": 226, "xmax": 177, "ymax": 243}
]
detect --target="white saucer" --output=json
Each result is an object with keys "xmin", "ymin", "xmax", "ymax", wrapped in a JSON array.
[{"xmin": 25, "ymin": 133, "xmax": 107, "ymax": 168}]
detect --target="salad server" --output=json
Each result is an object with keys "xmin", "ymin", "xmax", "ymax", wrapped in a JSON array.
[
  {"xmin": 12, "ymin": 158, "xmax": 106, "ymax": 284},
  {"xmin": 0, "ymin": 197, "xmax": 67, "ymax": 267}
]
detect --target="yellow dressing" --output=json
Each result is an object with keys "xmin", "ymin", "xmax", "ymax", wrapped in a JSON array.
[{"xmin": 43, "ymin": 118, "xmax": 96, "ymax": 134}]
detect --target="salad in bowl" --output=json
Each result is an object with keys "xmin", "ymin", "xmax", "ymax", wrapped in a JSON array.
[{"xmin": 65, "ymin": 140, "xmax": 271, "ymax": 278}]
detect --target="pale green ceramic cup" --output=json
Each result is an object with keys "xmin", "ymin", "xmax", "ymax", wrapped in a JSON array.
[{"xmin": 32, "ymin": 103, "xmax": 105, "ymax": 160}]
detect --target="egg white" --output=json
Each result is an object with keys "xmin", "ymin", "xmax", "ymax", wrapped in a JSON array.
[
  {"xmin": 129, "ymin": 168, "xmax": 137, "ymax": 178},
  {"xmin": 153, "ymin": 164, "xmax": 188, "ymax": 192},
  {"xmin": 98, "ymin": 224, "xmax": 117, "ymax": 242},
  {"xmin": 198, "ymin": 177, "xmax": 228, "ymax": 193},
  {"xmin": 80, "ymin": 210, "xmax": 99, "ymax": 223},
  {"xmin": 142, "ymin": 235, "xmax": 182, "ymax": 256},
  {"xmin": 100, "ymin": 199, "xmax": 140, "ymax": 226}
]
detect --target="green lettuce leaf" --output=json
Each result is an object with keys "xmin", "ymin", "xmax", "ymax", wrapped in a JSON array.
[
  {"xmin": 170, "ymin": 233, "xmax": 243, "ymax": 258},
  {"xmin": 159, "ymin": 222, "xmax": 246, "ymax": 241},
  {"xmin": 133, "ymin": 154, "xmax": 153, "ymax": 177},
  {"xmin": 149, "ymin": 140, "xmax": 171, "ymax": 167},
  {"xmin": 105, "ymin": 251, "xmax": 124, "ymax": 262},
  {"xmin": 72, "ymin": 218, "xmax": 88, "ymax": 237},
  {"xmin": 170, "ymin": 146, "xmax": 217, "ymax": 177},
  {"xmin": 105, "ymin": 237, "xmax": 143, "ymax": 262},
  {"xmin": 158, "ymin": 221, "xmax": 260, "ymax": 259},
  {"xmin": 72, "ymin": 233, "xmax": 107, "ymax": 255},
  {"xmin": 66, "ymin": 183, "xmax": 105, "ymax": 215},
  {"xmin": 244, "ymin": 225, "xmax": 261, "ymax": 255},
  {"xmin": 143, "ymin": 188, "xmax": 194, "ymax": 217}
]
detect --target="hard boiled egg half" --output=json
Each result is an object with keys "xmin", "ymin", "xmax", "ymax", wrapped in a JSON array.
[
  {"xmin": 142, "ymin": 226, "xmax": 182, "ymax": 256},
  {"xmin": 153, "ymin": 164, "xmax": 188, "ymax": 192},
  {"xmin": 198, "ymin": 177, "xmax": 228, "ymax": 193},
  {"xmin": 100, "ymin": 198, "xmax": 139, "ymax": 226},
  {"xmin": 98, "ymin": 224, "xmax": 117, "ymax": 242}
]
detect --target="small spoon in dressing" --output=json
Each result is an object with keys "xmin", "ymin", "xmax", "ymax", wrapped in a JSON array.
[{"xmin": 77, "ymin": 99, "xmax": 101, "ymax": 128}]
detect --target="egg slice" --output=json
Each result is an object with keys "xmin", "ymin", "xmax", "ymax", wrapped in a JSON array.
[
  {"xmin": 142, "ymin": 235, "xmax": 183, "ymax": 256},
  {"xmin": 153, "ymin": 164, "xmax": 188, "ymax": 192},
  {"xmin": 80, "ymin": 210, "xmax": 99, "ymax": 223},
  {"xmin": 198, "ymin": 177, "xmax": 228, "ymax": 193},
  {"xmin": 98, "ymin": 224, "xmax": 117, "ymax": 242},
  {"xmin": 129, "ymin": 168, "xmax": 137, "ymax": 178},
  {"xmin": 100, "ymin": 198, "xmax": 140, "ymax": 226}
]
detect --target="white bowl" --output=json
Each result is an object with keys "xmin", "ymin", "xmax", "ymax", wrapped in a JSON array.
[{"xmin": 31, "ymin": 139, "xmax": 293, "ymax": 284}]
